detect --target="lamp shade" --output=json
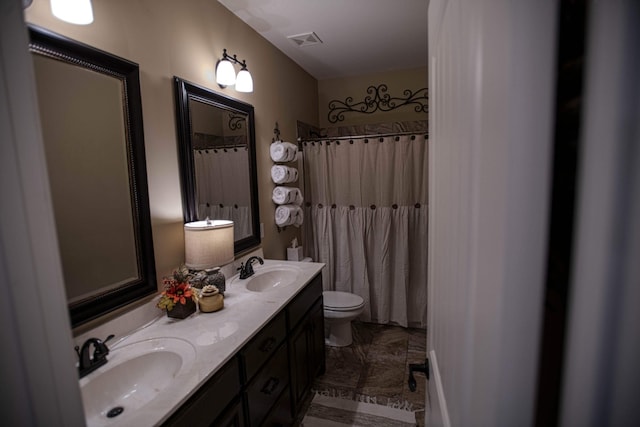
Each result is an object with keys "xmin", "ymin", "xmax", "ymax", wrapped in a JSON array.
[
  {"xmin": 184, "ymin": 220, "xmax": 234, "ymax": 270},
  {"xmin": 216, "ymin": 59, "xmax": 236, "ymax": 86},
  {"xmin": 235, "ymin": 68, "xmax": 253, "ymax": 93},
  {"xmin": 51, "ymin": 0, "xmax": 94, "ymax": 25}
]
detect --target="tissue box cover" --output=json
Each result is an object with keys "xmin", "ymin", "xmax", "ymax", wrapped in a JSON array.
[{"xmin": 287, "ymin": 247, "xmax": 304, "ymax": 261}]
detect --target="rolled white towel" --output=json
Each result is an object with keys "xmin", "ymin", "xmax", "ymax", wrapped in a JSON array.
[
  {"xmin": 294, "ymin": 188, "xmax": 303, "ymax": 206},
  {"xmin": 270, "ymin": 142, "xmax": 288, "ymax": 162},
  {"xmin": 272, "ymin": 186, "xmax": 300, "ymax": 205},
  {"xmin": 271, "ymin": 165, "xmax": 286, "ymax": 183},
  {"xmin": 275, "ymin": 204, "xmax": 302, "ymax": 227},
  {"xmin": 271, "ymin": 165, "xmax": 298, "ymax": 184},
  {"xmin": 281, "ymin": 141, "xmax": 298, "ymax": 162},
  {"xmin": 289, "ymin": 167, "xmax": 298, "ymax": 182},
  {"xmin": 293, "ymin": 207, "xmax": 304, "ymax": 227}
]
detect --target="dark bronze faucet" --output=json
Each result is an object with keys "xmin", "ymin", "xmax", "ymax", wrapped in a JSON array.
[
  {"xmin": 75, "ymin": 334, "xmax": 114, "ymax": 378},
  {"xmin": 238, "ymin": 256, "xmax": 264, "ymax": 279}
]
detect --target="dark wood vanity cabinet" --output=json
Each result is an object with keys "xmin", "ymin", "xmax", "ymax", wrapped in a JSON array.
[
  {"xmin": 214, "ymin": 398, "xmax": 246, "ymax": 427},
  {"xmin": 289, "ymin": 292, "xmax": 325, "ymax": 412},
  {"xmin": 163, "ymin": 272, "xmax": 324, "ymax": 427},
  {"xmin": 241, "ymin": 311, "xmax": 290, "ymax": 426},
  {"xmin": 163, "ymin": 357, "xmax": 242, "ymax": 427}
]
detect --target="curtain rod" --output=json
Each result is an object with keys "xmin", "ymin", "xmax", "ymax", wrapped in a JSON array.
[{"xmin": 297, "ymin": 130, "xmax": 428, "ymax": 143}]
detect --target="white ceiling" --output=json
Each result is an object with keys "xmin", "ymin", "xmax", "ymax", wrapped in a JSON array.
[{"xmin": 217, "ymin": 0, "xmax": 428, "ymax": 80}]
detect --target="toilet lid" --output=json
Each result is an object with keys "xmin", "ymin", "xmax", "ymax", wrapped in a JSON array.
[{"xmin": 323, "ymin": 291, "xmax": 364, "ymax": 311}]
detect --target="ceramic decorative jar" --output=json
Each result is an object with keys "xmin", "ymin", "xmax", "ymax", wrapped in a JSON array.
[
  {"xmin": 199, "ymin": 285, "xmax": 224, "ymax": 313},
  {"xmin": 204, "ymin": 267, "xmax": 226, "ymax": 294}
]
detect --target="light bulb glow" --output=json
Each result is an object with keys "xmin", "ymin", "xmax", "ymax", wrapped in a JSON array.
[
  {"xmin": 51, "ymin": 0, "xmax": 94, "ymax": 25},
  {"xmin": 235, "ymin": 68, "xmax": 253, "ymax": 93},
  {"xmin": 216, "ymin": 60, "xmax": 236, "ymax": 86}
]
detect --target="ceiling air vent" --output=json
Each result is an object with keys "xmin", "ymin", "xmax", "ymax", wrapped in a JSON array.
[{"xmin": 287, "ymin": 32, "xmax": 323, "ymax": 47}]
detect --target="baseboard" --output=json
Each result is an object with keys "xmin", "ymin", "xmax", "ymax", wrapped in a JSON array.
[{"xmin": 427, "ymin": 350, "xmax": 451, "ymax": 427}]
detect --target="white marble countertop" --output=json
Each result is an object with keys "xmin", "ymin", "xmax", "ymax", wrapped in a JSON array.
[{"xmin": 80, "ymin": 259, "xmax": 324, "ymax": 427}]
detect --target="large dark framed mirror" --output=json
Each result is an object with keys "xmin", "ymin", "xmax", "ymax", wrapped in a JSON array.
[
  {"xmin": 174, "ymin": 77, "xmax": 260, "ymax": 253},
  {"xmin": 29, "ymin": 25, "xmax": 157, "ymax": 327}
]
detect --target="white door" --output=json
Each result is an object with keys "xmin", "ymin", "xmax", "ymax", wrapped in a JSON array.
[
  {"xmin": 0, "ymin": 1, "xmax": 85, "ymax": 425},
  {"xmin": 426, "ymin": 0, "xmax": 558, "ymax": 425}
]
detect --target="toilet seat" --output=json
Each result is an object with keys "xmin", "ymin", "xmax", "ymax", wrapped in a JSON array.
[{"xmin": 323, "ymin": 291, "xmax": 364, "ymax": 312}]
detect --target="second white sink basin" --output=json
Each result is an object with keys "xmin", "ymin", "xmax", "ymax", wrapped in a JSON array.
[
  {"xmin": 235, "ymin": 265, "xmax": 302, "ymax": 292},
  {"xmin": 80, "ymin": 337, "xmax": 196, "ymax": 426}
]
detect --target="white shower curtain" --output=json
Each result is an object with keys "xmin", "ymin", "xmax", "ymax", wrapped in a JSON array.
[
  {"xmin": 303, "ymin": 134, "xmax": 428, "ymax": 327},
  {"xmin": 194, "ymin": 148, "xmax": 252, "ymax": 240}
]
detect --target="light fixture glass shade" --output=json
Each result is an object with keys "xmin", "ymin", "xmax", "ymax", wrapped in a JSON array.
[
  {"xmin": 51, "ymin": 0, "xmax": 94, "ymax": 25},
  {"xmin": 184, "ymin": 220, "xmax": 234, "ymax": 270},
  {"xmin": 216, "ymin": 60, "xmax": 236, "ymax": 86},
  {"xmin": 235, "ymin": 68, "xmax": 254, "ymax": 93}
]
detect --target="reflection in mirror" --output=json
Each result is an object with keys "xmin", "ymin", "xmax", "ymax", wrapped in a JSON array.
[
  {"xmin": 29, "ymin": 25, "xmax": 156, "ymax": 327},
  {"xmin": 34, "ymin": 54, "xmax": 138, "ymax": 303},
  {"xmin": 174, "ymin": 77, "xmax": 260, "ymax": 254},
  {"xmin": 189, "ymin": 101, "xmax": 252, "ymax": 241}
]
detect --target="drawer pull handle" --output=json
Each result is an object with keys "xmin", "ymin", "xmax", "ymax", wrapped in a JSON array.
[
  {"xmin": 260, "ymin": 337, "xmax": 277, "ymax": 353},
  {"xmin": 260, "ymin": 377, "xmax": 280, "ymax": 395}
]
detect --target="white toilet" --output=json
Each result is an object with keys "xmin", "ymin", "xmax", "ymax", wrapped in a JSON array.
[{"xmin": 323, "ymin": 291, "xmax": 365, "ymax": 347}]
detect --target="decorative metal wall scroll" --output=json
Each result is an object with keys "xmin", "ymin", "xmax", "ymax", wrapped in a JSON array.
[
  {"xmin": 327, "ymin": 84, "xmax": 428, "ymax": 123},
  {"xmin": 228, "ymin": 113, "xmax": 246, "ymax": 130},
  {"xmin": 273, "ymin": 121, "xmax": 281, "ymax": 142}
]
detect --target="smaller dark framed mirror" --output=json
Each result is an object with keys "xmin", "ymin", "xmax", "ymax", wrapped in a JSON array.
[{"xmin": 174, "ymin": 77, "xmax": 260, "ymax": 253}]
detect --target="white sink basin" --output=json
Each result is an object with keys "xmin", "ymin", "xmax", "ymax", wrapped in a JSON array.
[
  {"xmin": 234, "ymin": 265, "xmax": 302, "ymax": 292},
  {"xmin": 80, "ymin": 337, "xmax": 196, "ymax": 426}
]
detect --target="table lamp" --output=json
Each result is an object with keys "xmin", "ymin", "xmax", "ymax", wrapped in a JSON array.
[{"xmin": 184, "ymin": 219, "xmax": 234, "ymax": 293}]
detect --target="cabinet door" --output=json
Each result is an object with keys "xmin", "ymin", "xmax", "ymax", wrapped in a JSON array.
[
  {"xmin": 287, "ymin": 274, "xmax": 322, "ymax": 329},
  {"xmin": 290, "ymin": 319, "xmax": 311, "ymax": 409},
  {"xmin": 245, "ymin": 343, "xmax": 289, "ymax": 426},
  {"xmin": 290, "ymin": 298, "xmax": 326, "ymax": 413},
  {"xmin": 308, "ymin": 300, "xmax": 326, "ymax": 378},
  {"xmin": 260, "ymin": 386, "xmax": 292, "ymax": 427},
  {"xmin": 163, "ymin": 357, "xmax": 240, "ymax": 427},
  {"xmin": 214, "ymin": 398, "xmax": 245, "ymax": 427}
]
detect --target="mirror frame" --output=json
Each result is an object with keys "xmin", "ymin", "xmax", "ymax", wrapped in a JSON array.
[
  {"xmin": 29, "ymin": 25, "xmax": 157, "ymax": 327},
  {"xmin": 173, "ymin": 77, "xmax": 261, "ymax": 253}
]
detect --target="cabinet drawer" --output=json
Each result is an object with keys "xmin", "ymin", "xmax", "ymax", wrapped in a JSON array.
[
  {"xmin": 287, "ymin": 273, "xmax": 322, "ymax": 330},
  {"xmin": 261, "ymin": 386, "xmax": 292, "ymax": 427},
  {"xmin": 245, "ymin": 343, "xmax": 290, "ymax": 427},
  {"xmin": 241, "ymin": 311, "xmax": 287, "ymax": 382},
  {"xmin": 163, "ymin": 357, "xmax": 240, "ymax": 427}
]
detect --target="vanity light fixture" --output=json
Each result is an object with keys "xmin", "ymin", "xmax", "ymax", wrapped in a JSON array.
[
  {"xmin": 216, "ymin": 49, "xmax": 254, "ymax": 93},
  {"xmin": 51, "ymin": 0, "xmax": 94, "ymax": 25}
]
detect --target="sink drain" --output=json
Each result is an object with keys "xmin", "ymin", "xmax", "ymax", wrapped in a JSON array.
[{"xmin": 106, "ymin": 406, "xmax": 124, "ymax": 418}]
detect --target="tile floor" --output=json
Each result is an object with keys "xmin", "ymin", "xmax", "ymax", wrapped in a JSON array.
[{"xmin": 297, "ymin": 321, "xmax": 427, "ymax": 426}]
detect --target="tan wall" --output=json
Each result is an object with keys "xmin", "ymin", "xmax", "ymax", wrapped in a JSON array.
[
  {"xmin": 25, "ymin": 0, "xmax": 317, "ymax": 302},
  {"xmin": 318, "ymin": 67, "xmax": 428, "ymax": 128}
]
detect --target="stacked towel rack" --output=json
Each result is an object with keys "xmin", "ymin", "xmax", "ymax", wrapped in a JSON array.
[{"xmin": 270, "ymin": 122, "xmax": 303, "ymax": 232}]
